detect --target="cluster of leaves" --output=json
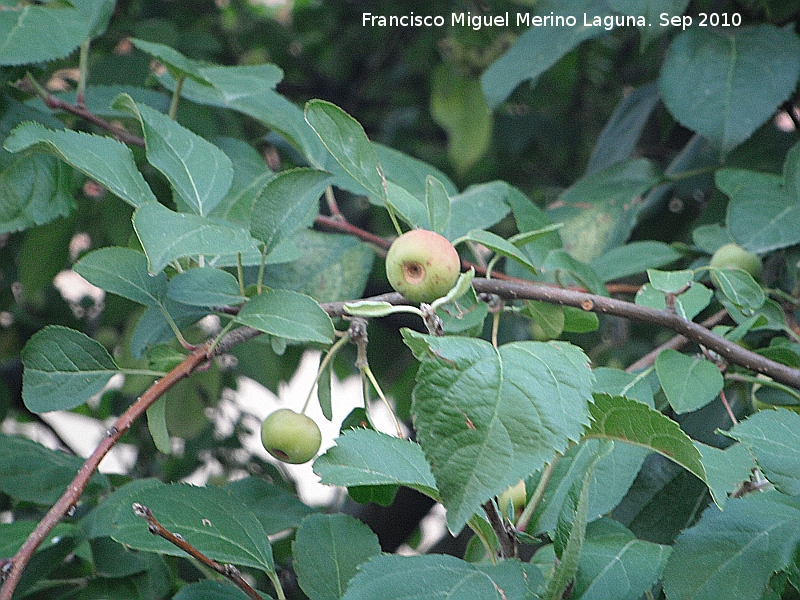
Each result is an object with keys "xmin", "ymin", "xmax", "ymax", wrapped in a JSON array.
[{"xmin": 2, "ymin": 1, "xmax": 800, "ymax": 600}]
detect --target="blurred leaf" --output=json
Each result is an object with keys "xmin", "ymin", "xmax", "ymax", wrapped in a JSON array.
[
  {"xmin": 543, "ymin": 249, "xmax": 607, "ymax": 296},
  {"xmin": 374, "ymin": 143, "xmax": 458, "ymax": 199},
  {"xmin": 22, "ymin": 325, "xmax": 119, "ymax": 413},
  {"xmin": 425, "ymin": 175, "xmax": 451, "ymax": 234},
  {"xmin": 591, "ymin": 241, "xmax": 681, "ymax": 283},
  {"xmin": 548, "ymin": 158, "xmax": 659, "ymax": 263},
  {"xmin": 234, "ymin": 289, "xmax": 334, "ymax": 344},
  {"xmin": 660, "ymin": 25, "xmax": 800, "ymax": 153},
  {"xmin": 314, "ymin": 429, "xmax": 439, "ymax": 499},
  {"xmin": 146, "ymin": 396, "xmax": 171, "ymax": 454},
  {"xmin": 133, "ymin": 201, "xmax": 256, "ymax": 274},
  {"xmin": 342, "ymin": 554, "xmax": 543, "ymax": 600},
  {"xmin": 113, "ymin": 94, "xmax": 233, "ymax": 216},
  {"xmin": 0, "ymin": 434, "xmax": 108, "ymax": 504},
  {"xmin": 0, "ymin": 521, "xmax": 79, "ymax": 557},
  {"xmin": 481, "ymin": 0, "xmax": 609, "ymax": 108},
  {"xmin": 723, "ymin": 409, "xmax": 800, "ymax": 496},
  {"xmin": 4, "ymin": 122, "xmax": 156, "ymax": 207},
  {"xmin": 294, "ymin": 514, "xmax": 381, "ymax": 600},
  {"xmin": 129, "ymin": 38, "xmax": 213, "ymax": 85},
  {"xmin": 173, "ymin": 581, "xmax": 256, "ymax": 600},
  {"xmin": 442, "ymin": 181, "xmax": 511, "ymax": 241},
  {"xmin": 0, "ymin": 153, "xmax": 74, "ymax": 234},
  {"xmin": 431, "ymin": 64, "xmax": 491, "ymax": 174},
  {"xmin": 250, "ymin": 167, "xmax": 333, "ymax": 256},
  {"xmin": 74, "ymin": 247, "xmax": 167, "ymax": 308},
  {"xmin": 225, "ymin": 478, "xmax": 316, "ymax": 536},
  {"xmin": 457, "ymin": 229, "xmax": 538, "ymax": 275},
  {"xmin": 403, "ymin": 331, "xmax": 593, "ymax": 533},
  {"xmin": 523, "ymin": 301, "xmax": 565, "ymax": 340}
]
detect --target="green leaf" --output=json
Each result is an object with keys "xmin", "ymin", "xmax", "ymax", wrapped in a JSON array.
[
  {"xmin": 103, "ymin": 481, "xmax": 276, "ymax": 575},
  {"xmin": 225, "ymin": 477, "xmax": 316, "ymax": 536},
  {"xmin": 710, "ymin": 266, "xmax": 765, "ymax": 312},
  {"xmin": 718, "ymin": 162, "xmax": 800, "ymax": 254},
  {"xmin": 456, "ymin": 229, "xmax": 538, "ymax": 275},
  {"xmin": 403, "ymin": 331, "xmax": 593, "ymax": 533},
  {"xmin": 305, "ymin": 100, "xmax": 387, "ymax": 203},
  {"xmin": 659, "ymin": 25, "xmax": 800, "ymax": 153},
  {"xmin": 481, "ymin": 0, "xmax": 610, "ymax": 108},
  {"xmin": 374, "ymin": 143, "xmax": 458, "ymax": 199},
  {"xmin": 647, "ymin": 269, "xmax": 693, "ymax": 294},
  {"xmin": 635, "ymin": 282, "xmax": 713, "ymax": 322},
  {"xmin": 591, "ymin": 241, "xmax": 681, "ymax": 283},
  {"xmin": 431, "ymin": 64, "xmax": 491, "ymax": 174},
  {"xmin": 112, "ymin": 94, "xmax": 233, "ymax": 216},
  {"xmin": 584, "ymin": 394, "xmax": 715, "ymax": 502},
  {"xmin": 294, "ymin": 514, "xmax": 382, "ymax": 600},
  {"xmin": 22, "ymin": 325, "xmax": 120, "ymax": 413},
  {"xmin": 129, "ymin": 38, "xmax": 213, "ymax": 85},
  {"xmin": 0, "ymin": 520, "xmax": 79, "ymax": 558},
  {"xmin": 523, "ymin": 301, "xmax": 565, "ymax": 340},
  {"xmin": 723, "ymin": 409, "xmax": 800, "ymax": 496},
  {"xmin": 655, "ymin": 349, "xmax": 723, "ymax": 414},
  {"xmin": 385, "ymin": 181, "xmax": 429, "ymax": 229},
  {"xmin": 0, "ymin": 0, "xmax": 114, "ymax": 66},
  {"xmin": 0, "ymin": 434, "xmax": 109, "ymax": 504},
  {"xmin": 173, "ymin": 581, "xmax": 254, "ymax": 600},
  {"xmin": 574, "ymin": 518, "xmax": 671, "ymax": 600},
  {"xmin": 692, "ymin": 442, "xmax": 755, "ymax": 510},
  {"xmin": 342, "ymin": 554, "xmax": 543, "ymax": 600},
  {"xmin": 167, "ymin": 268, "xmax": 245, "ymax": 307},
  {"xmin": 0, "ymin": 153, "xmax": 74, "ymax": 234},
  {"xmin": 250, "ymin": 168, "xmax": 333, "ymax": 256},
  {"xmin": 442, "ymin": 181, "xmax": 511, "ymax": 241},
  {"xmin": 593, "ymin": 367, "xmax": 654, "ymax": 408},
  {"xmin": 314, "ymin": 429, "xmax": 439, "ymax": 498},
  {"xmin": 4, "ymin": 122, "xmax": 157, "ymax": 207},
  {"xmin": 663, "ymin": 492, "xmax": 800, "ymax": 600},
  {"xmin": 545, "ymin": 441, "xmax": 611, "ymax": 600},
  {"xmin": 234, "ymin": 289, "xmax": 334, "ymax": 344},
  {"xmin": 543, "ymin": 249, "xmax": 608, "ymax": 296},
  {"xmin": 146, "ymin": 396, "xmax": 171, "ymax": 454},
  {"xmin": 74, "ymin": 247, "xmax": 167, "ymax": 308},
  {"xmin": 133, "ymin": 201, "xmax": 256, "ymax": 274},
  {"xmin": 547, "ymin": 158, "xmax": 659, "ymax": 263},
  {"xmin": 425, "ymin": 175, "xmax": 451, "ymax": 234}
]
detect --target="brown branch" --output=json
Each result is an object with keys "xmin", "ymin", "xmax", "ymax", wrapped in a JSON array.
[
  {"xmin": 482, "ymin": 501, "xmax": 517, "ymax": 559},
  {"xmin": 40, "ymin": 94, "xmax": 146, "ymax": 148},
  {"xmin": 0, "ymin": 343, "xmax": 213, "ymax": 600},
  {"xmin": 132, "ymin": 503, "xmax": 262, "ymax": 600}
]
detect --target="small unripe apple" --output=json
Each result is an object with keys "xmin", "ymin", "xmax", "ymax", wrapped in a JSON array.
[
  {"xmin": 260, "ymin": 409, "xmax": 322, "ymax": 464},
  {"xmin": 385, "ymin": 229, "xmax": 460, "ymax": 303},
  {"xmin": 710, "ymin": 243, "xmax": 762, "ymax": 279},
  {"xmin": 497, "ymin": 480, "xmax": 526, "ymax": 517}
]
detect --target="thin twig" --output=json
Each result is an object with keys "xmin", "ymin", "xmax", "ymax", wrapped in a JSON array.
[
  {"xmin": 132, "ymin": 503, "xmax": 264, "ymax": 600},
  {"xmin": 482, "ymin": 500, "xmax": 517, "ymax": 559}
]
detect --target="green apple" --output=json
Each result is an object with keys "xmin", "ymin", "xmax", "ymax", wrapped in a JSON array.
[
  {"xmin": 497, "ymin": 480, "xmax": 526, "ymax": 517},
  {"xmin": 385, "ymin": 229, "xmax": 461, "ymax": 303},
  {"xmin": 260, "ymin": 409, "xmax": 322, "ymax": 464},
  {"xmin": 710, "ymin": 243, "xmax": 762, "ymax": 279}
]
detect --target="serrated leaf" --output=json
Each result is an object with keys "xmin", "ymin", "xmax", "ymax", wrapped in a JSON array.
[
  {"xmin": 692, "ymin": 441, "xmax": 755, "ymax": 510},
  {"xmin": 403, "ymin": 331, "xmax": 593, "ymax": 533},
  {"xmin": 4, "ymin": 122, "xmax": 157, "ymax": 207},
  {"xmin": 314, "ymin": 429, "xmax": 438, "ymax": 498},
  {"xmin": 21, "ymin": 325, "xmax": 120, "ymax": 413},
  {"xmin": 129, "ymin": 38, "xmax": 213, "ymax": 85},
  {"xmin": 723, "ymin": 409, "xmax": 800, "ymax": 496},
  {"xmin": 293, "ymin": 514, "xmax": 381, "ymax": 600},
  {"xmin": 655, "ymin": 349, "xmax": 723, "ymax": 414},
  {"xmin": 457, "ymin": 229, "xmax": 538, "ymax": 275},
  {"xmin": 234, "ymin": 289, "xmax": 334, "ymax": 344},
  {"xmin": 74, "ymin": 247, "xmax": 167, "ymax": 308},
  {"xmin": 112, "ymin": 94, "xmax": 233, "ymax": 216},
  {"xmin": 574, "ymin": 518, "xmax": 671, "ymax": 600},
  {"xmin": 660, "ymin": 25, "xmax": 800, "ymax": 153},
  {"xmin": 133, "ymin": 201, "xmax": 256, "ymax": 274},
  {"xmin": 250, "ymin": 168, "xmax": 333, "ymax": 256},
  {"xmin": 710, "ymin": 267, "xmax": 765, "ymax": 311},
  {"xmin": 0, "ymin": 153, "xmax": 74, "ymax": 234},
  {"xmin": 103, "ymin": 481, "xmax": 275, "ymax": 575},
  {"xmin": 305, "ymin": 100, "xmax": 387, "ymax": 203},
  {"xmin": 342, "ymin": 554, "xmax": 543, "ymax": 600},
  {"xmin": 481, "ymin": 0, "xmax": 609, "ymax": 108},
  {"xmin": 663, "ymin": 492, "xmax": 800, "ymax": 600},
  {"xmin": 0, "ymin": 434, "xmax": 109, "ymax": 504},
  {"xmin": 167, "ymin": 268, "xmax": 245, "ymax": 307},
  {"xmin": 647, "ymin": 269, "xmax": 693, "ymax": 294},
  {"xmin": 584, "ymin": 394, "xmax": 715, "ymax": 502},
  {"xmin": 425, "ymin": 175, "xmax": 451, "ymax": 234}
]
